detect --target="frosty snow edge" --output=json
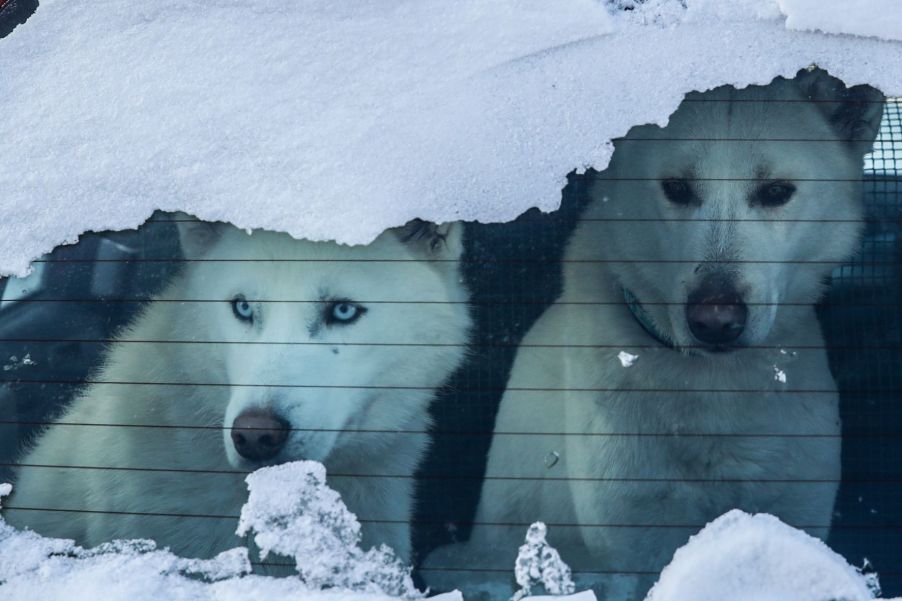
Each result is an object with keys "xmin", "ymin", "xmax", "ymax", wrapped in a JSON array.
[{"xmin": 2, "ymin": 463, "xmax": 899, "ymax": 601}]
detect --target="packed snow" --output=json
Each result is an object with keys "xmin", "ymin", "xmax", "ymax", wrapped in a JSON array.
[
  {"xmin": 778, "ymin": 0, "xmax": 902, "ymax": 42},
  {"xmin": 3, "ymin": 477, "xmax": 898, "ymax": 600},
  {"xmin": 511, "ymin": 522, "xmax": 575, "ymax": 601},
  {"xmin": 1, "ymin": 1, "xmax": 902, "ymax": 275},
  {"xmin": 237, "ymin": 462, "xmax": 420, "ymax": 600},
  {"xmin": 0, "ymin": 462, "xmax": 430, "ymax": 601},
  {"xmin": 646, "ymin": 510, "xmax": 891, "ymax": 601}
]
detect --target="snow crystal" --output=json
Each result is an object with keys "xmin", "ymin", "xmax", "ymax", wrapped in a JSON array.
[
  {"xmin": 0, "ymin": 2, "xmax": 901, "ymax": 275},
  {"xmin": 237, "ymin": 461, "xmax": 422, "ymax": 600},
  {"xmin": 618, "ymin": 351, "xmax": 639, "ymax": 367},
  {"xmin": 3, "ymin": 353, "xmax": 36, "ymax": 371},
  {"xmin": 645, "ymin": 510, "xmax": 886, "ymax": 601},
  {"xmin": 773, "ymin": 366, "xmax": 787, "ymax": 383},
  {"xmin": 511, "ymin": 522, "xmax": 576, "ymax": 601}
]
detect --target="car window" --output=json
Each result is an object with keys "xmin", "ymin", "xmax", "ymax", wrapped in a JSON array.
[{"xmin": 0, "ymin": 261, "xmax": 47, "ymax": 308}]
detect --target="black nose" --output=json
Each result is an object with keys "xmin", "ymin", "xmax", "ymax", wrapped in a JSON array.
[
  {"xmin": 231, "ymin": 408, "xmax": 290, "ymax": 462},
  {"xmin": 685, "ymin": 276, "xmax": 748, "ymax": 348}
]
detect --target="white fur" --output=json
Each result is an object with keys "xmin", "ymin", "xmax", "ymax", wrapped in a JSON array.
[
  {"xmin": 424, "ymin": 73, "xmax": 884, "ymax": 599},
  {"xmin": 8, "ymin": 220, "xmax": 471, "ymax": 562}
]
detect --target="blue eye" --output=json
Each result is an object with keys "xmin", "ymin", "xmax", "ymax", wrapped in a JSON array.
[
  {"xmin": 231, "ymin": 295, "xmax": 254, "ymax": 322},
  {"xmin": 328, "ymin": 301, "xmax": 364, "ymax": 325}
]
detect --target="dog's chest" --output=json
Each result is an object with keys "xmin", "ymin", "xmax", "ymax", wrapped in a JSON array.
[{"xmin": 584, "ymin": 347, "xmax": 827, "ymax": 480}]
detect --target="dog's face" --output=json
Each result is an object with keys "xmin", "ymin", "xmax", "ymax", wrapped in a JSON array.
[
  {"xmin": 586, "ymin": 72, "xmax": 884, "ymax": 353},
  {"xmin": 172, "ymin": 220, "xmax": 470, "ymax": 470}
]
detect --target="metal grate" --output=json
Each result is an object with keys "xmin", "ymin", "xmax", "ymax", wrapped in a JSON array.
[
  {"xmin": 819, "ymin": 97, "xmax": 902, "ymax": 595},
  {"xmin": 866, "ymin": 98, "xmax": 902, "ymax": 175}
]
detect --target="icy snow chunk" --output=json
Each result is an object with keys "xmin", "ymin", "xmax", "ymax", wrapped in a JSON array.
[
  {"xmin": 645, "ymin": 510, "xmax": 883, "ymax": 601},
  {"xmin": 1, "ymin": 470, "xmax": 431, "ymax": 601},
  {"xmin": 1, "ymin": 484, "xmax": 250, "ymax": 599},
  {"xmin": 618, "ymin": 351, "xmax": 639, "ymax": 367},
  {"xmin": 511, "ymin": 522, "xmax": 576, "ymax": 601},
  {"xmin": 237, "ymin": 461, "xmax": 422, "ymax": 600}
]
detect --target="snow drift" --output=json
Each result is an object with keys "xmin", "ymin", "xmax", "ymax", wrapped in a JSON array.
[
  {"xmin": 2, "ymin": 476, "xmax": 897, "ymax": 600},
  {"xmin": 0, "ymin": 462, "xmax": 423, "ymax": 601},
  {"xmin": 646, "ymin": 510, "xmax": 889, "ymax": 601}
]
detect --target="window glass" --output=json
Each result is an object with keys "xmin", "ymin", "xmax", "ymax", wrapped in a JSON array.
[
  {"xmin": 0, "ymin": 72, "xmax": 900, "ymax": 600},
  {"xmin": 0, "ymin": 261, "xmax": 46, "ymax": 307}
]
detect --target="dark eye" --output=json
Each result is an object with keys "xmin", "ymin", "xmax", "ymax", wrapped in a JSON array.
[
  {"xmin": 326, "ymin": 301, "xmax": 365, "ymax": 325},
  {"xmin": 756, "ymin": 181, "xmax": 796, "ymax": 207},
  {"xmin": 231, "ymin": 295, "xmax": 254, "ymax": 323},
  {"xmin": 661, "ymin": 178, "xmax": 694, "ymax": 205}
]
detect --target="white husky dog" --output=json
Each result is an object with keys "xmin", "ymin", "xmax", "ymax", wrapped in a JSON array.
[
  {"xmin": 424, "ymin": 71, "xmax": 884, "ymax": 598},
  {"xmin": 8, "ymin": 217, "xmax": 471, "ymax": 562}
]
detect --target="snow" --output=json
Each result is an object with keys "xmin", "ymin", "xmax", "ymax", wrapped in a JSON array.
[
  {"xmin": 0, "ymin": 1, "xmax": 901, "ymax": 275},
  {"xmin": 3, "ymin": 353, "xmax": 36, "ymax": 371},
  {"xmin": 0, "ymin": 463, "xmax": 431, "ymax": 601},
  {"xmin": 645, "ymin": 510, "xmax": 890, "ymax": 601},
  {"xmin": 511, "ymin": 523, "xmax": 575, "ymax": 601},
  {"xmin": 773, "ymin": 365, "xmax": 787, "ymax": 383},
  {"xmin": 617, "ymin": 351, "xmax": 639, "ymax": 368},
  {"xmin": 4, "ymin": 480, "xmax": 901, "ymax": 600},
  {"xmin": 237, "ymin": 462, "xmax": 420, "ymax": 599},
  {"xmin": 778, "ymin": 0, "xmax": 902, "ymax": 42},
  {"xmin": 2, "ymin": 1, "xmax": 902, "ymax": 598}
]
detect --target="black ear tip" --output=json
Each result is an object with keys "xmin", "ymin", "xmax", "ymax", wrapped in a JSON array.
[
  {"xmin": 399, "ymin": 219, "xmax": 444, "ymax": 246},
  {"xmin": 396, "ymin": 219, "xmax": 461, "ymax": 258},
  {"xmin": 175, "ymin": 215, "xmax": 225, "ymax": 258}
]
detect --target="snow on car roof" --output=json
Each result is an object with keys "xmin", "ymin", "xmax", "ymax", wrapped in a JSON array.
[{"xmin": 0, "ymin": 1, "xmax": 900, "ymax": 276}]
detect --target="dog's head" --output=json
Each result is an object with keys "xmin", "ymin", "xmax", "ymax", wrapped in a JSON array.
[
  {"xmin": 586, "ymin": 69, "xmax": 884, "ymax": 353},
  {"xmin": 171, "ymin": 217, "xmax": 470, "ymax": 470}
]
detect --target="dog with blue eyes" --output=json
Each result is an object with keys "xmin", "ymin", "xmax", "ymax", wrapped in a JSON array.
[{"xmin": 8, "ymin": 215, "xmax": 471, "ymax": 562}]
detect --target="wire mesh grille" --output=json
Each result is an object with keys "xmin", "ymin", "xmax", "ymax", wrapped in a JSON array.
[{"xmin": 818, "ymin": 98, "xmax": 902, "ymax": 593}]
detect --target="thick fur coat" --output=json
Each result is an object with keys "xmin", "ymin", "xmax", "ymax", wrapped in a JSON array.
[
  {"xmin": 9, "ymin": 219, "xmax": 471, "ymax": 562},
  {"xmin": 424, "ymin": 71, "xmax": 884, "ymax": 599}
]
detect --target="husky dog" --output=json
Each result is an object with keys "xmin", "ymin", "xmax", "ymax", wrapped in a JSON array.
[
  {"xmin": 7, "ymin": 218, "xmax": 471, "ymax": 562},
  {"xmin": 424, "ymin": 70, "xmax": 884, "ymax": 598}
]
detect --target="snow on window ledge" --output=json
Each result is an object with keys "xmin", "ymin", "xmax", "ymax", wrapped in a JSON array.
[
  {"xmin": 3, "ymin": 475, "xmax": 898, "ymax": 601},
  {"xmin": 646, "ymin": 510, "xmax": 890, "ymax": 601},
  {"xmin": 0, "ymin": 463, "xmax": 429, "ymax": 601}
]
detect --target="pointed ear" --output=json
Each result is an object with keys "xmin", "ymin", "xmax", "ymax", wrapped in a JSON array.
[
  {"xmin": 796, "ymin": 68, "xmax": 885, "ymax": 157},
  {"xmin": 394, "ymin": 219, "xmax": 465, "ymax": 263},
  {"xmin": 172, "ymin": 212, "xmax": 224, "ymax": 260}
]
